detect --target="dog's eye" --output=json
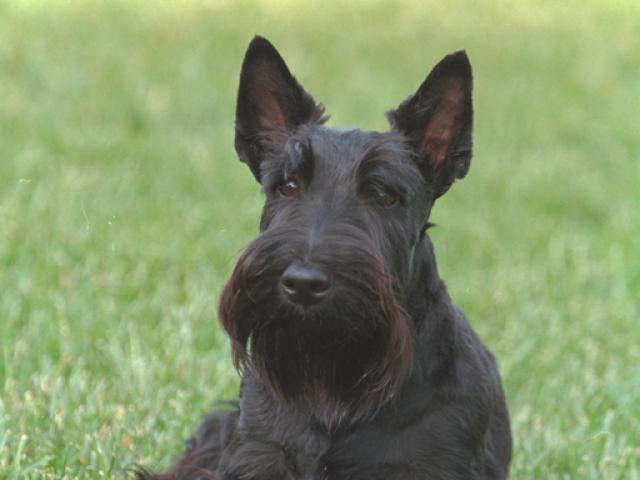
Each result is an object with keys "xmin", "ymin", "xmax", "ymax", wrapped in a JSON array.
[
  {"xmin": 375, "ymin": 190, "xmax": 398, "ymax": 207},
  {"xmin": 369, "ymin": 188, "xmax": 398, "ymax": 207},
  {"xmin": 278, "ymin": 178, "xmax": 300, "ymax": 197}
]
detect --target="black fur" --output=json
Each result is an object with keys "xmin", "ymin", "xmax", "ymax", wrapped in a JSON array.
[{"xmin": 137, "ymin": 36, "xmax": 511, "ymax": 480}]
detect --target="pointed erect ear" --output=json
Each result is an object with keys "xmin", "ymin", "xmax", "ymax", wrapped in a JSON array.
[
  {"xmin": 235, "ymin": 36, "xmax": 327, "ymax": 182},
  {"xmin": 387, "ymin": 51, "xmax": 473, "ymax": 198}
]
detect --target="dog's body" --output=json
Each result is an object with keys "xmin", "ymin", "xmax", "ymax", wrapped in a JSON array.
[{"xmin": 138, "ymin": 36, "xmax": 511, "ymax": 480}]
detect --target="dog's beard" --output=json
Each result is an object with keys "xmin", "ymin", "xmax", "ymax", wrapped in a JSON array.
[{"xmin": 219, "ymin": 228, "xmax": 414, "ymax": 428}]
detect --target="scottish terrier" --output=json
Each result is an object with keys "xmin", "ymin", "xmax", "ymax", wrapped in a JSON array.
[{"xmin": 137, "ymin": 35, "xmax": 512, "ymax": 480}]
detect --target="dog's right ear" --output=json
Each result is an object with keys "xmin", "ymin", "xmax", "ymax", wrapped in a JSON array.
[{"xmin": 235, "ymin": 36, "xmax": 327, "ymax": 182}]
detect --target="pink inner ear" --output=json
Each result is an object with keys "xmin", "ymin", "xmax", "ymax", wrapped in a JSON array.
[
  {"xmin": 422, "ymin": 84, "xmax": 464, "ymax": 168},
  {"xmin": 258, "ymin": 94, "xmax": 286, "ymax": 129}
]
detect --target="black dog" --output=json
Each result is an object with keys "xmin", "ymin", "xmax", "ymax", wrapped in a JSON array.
[{"xmin": 137, "ymin": 36, "xmax": 511, "ymax": 480}]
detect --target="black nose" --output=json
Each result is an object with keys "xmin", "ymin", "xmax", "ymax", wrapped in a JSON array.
[{"xmin": 280, "ymin": 263, "xmax": 331, "ymax": 307}]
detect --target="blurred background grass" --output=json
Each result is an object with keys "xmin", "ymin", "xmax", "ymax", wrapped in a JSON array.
[{"xmin": 0, "ymin": 0, "xmax": 639, "ymax": 478}]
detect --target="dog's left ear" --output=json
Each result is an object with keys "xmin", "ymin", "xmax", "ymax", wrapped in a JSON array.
[
  {"xmin": 235, "ymin": 36, "xmax": 327, "ymax": 182},
  {"xmin": 387, "ymin": 51, "xmax": 473, "ymax": 198}
]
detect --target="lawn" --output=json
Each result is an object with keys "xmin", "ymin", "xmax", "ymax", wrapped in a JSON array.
[{"xmin": 0, "ymin": 0, "xmax": 639, "ymax": 478}]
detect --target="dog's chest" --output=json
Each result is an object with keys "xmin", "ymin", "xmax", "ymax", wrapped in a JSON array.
[{"xmin": 289, "ymin": 428, "xmax": 405, "ymax": 480}]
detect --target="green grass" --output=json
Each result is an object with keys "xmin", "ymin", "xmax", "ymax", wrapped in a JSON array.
[{"xmin": 1, "ymin": 0, "xmax": 639, "ymax": 478}]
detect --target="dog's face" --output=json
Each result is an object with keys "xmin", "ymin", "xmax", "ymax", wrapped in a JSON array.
[{"xmin": 219, "ymin": 36, "xmax": 473, "ymax": 427}]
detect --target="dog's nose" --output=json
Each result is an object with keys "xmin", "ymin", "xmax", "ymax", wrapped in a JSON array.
[{"xmin": 280, "ymin": 263, "xmax": 331, "ymax": 307}]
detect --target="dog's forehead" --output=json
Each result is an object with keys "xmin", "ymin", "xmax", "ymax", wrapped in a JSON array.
[
  {"xmin": 305, "ymin": 126, "xmax": 407, "ymax": 178},
  {"xmin": 308, "ymin": 127, "xmax": 382, "ymax": 161}
]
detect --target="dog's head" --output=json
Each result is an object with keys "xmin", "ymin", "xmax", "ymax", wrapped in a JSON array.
[{"xmin": 219, "ymin": 36, "xmax": 473, "ymax": 427}]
